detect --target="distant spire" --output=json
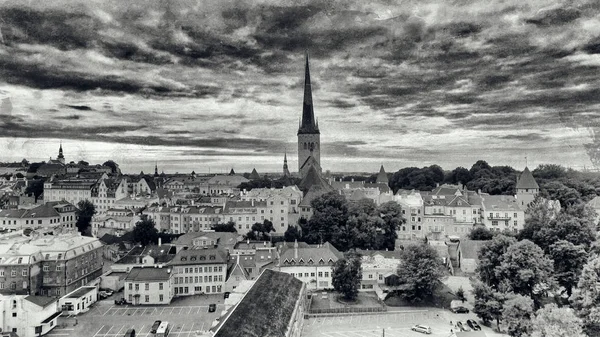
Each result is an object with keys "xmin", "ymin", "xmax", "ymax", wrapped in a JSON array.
[
  {"xmin": 298, "ymin": 51, "xmax": 319, "ymax": 135},
  {"xmin": 283, "ymin": 151, "xmax": 290, "ymax": 177},
  {"xmin": 58, "ymin": 142, "xmax": 64, "ymax": 159},
  {"xmin": 154, "ymin": 162, "xmax": 159, "ymax": 177},
  {"xmin": 376, "ymin": 165, "xmax": 388, "ymax": 184}
]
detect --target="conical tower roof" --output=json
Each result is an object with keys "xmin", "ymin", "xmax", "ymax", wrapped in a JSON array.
[
  {"xmin": 516, "ymin": 167, "xmax": 539, "ymax": 189},
  {"xmin": 376, "ymin": 165, "xmax": 388, "ymax": 184},
  {"xmin": 299, "ymin": 166, "xmax": 332, "ymax": 193},
  {"xmin": 298, "ymin": 52, "xmax": 319, "ymax": 135},
  {"xmin": 249, "ymin": 168, "xmax": 260, "ymax": 180},
  {"xmin": 229, "ymin": 168, "xmax": 236, "ymax": 175}
]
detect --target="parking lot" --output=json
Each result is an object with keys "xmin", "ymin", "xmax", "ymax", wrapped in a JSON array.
[
  {"xmin": 302, "ymin": 310, "xmax": 456, "ymax": 337},
  {"xmin": 48, "ymin": 294, "xmax": 224, "ymax": 337}
]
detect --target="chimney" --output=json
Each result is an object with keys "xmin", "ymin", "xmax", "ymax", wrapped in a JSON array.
[
  {"xmin": 351, "ymin": 178, "xmax": 354, "ymax": 182},
  {"xmin": 247, "ymin": 238, "xmax": 250, "ymax": 244},
  {"xmin": 294, "ymin": 239, "xmax": 298, "ymax": 259},
  {"xmin": 478, "ymin": 189, "xmax": 481, "ymax": 195},
  {"xmin": 158, "ymin": 237, "xmax": 162, "ymax": 247},
  {"xmin": 251, "ymin": 199, "xmax": 254, "ymax": 207},
  {"xmin": 236, "ymin": 254, "xmax": 240, "ymax": 265}
]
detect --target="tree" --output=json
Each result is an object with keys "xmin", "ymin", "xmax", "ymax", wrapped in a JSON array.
[
  {"xmin": 472, "ymin": 280, "xmax": 506, "ymax": 329},
  {"xmin": 456, "ymin": 286, "xmax": 466, "ymax": 303},
  {"xmin": 76, "ymin": 200, "xmax": 96, "ymax": 236},
  {"xmin": 549, "ymin": 240, "xmax": 588, "ymax": 297},
  {"xmin": 476, "ymin": 234, "xmax": 517, "ymax": 288},
  {"xmin": 332, "ymin": 254, "xmax": 362, "ymax": 301},
  {"xmin": 531, "ymin": 304, "xmax": 585, "ymax": 337},
  {"xmin": 396, "ymin": 243, "xmax": 444, "ymax": 302},
  {"xmin": 244, "ymin": 220, "xmax": 274, "ymax": 241},
  {"xmin": 284, "ymin": 226, "xmax": 302, "ymax": 242},
  {"xmin": 446, "ymin": 166, "xmax": 472, "ymax": 185},
  {"xmin": 132, "ymin": 215, "xmax": 159, "ymax": 246},
  {"xmin": 212, "ymin": 221, "xmax": 237, "ymax": 233},
  {"xmin": 469, "ymin": 226, "xmax": 494, "ymax": 240},
  {"xmin": 376, "ymin": 201, "xmax": 404, "ymax": 250},
  {"xmin": 521, "ymin": 212, "xmax": 596, "ymax": 254},
  {"xmin": 102, "ymin": 160, "xmax": 120, "ymax": 175},
  {"xmin": 77, "ymin": 160, "xmax": 89, "ymax": 166},
  {"xmin": 494, "ymin": 240, "xmax": 554, "ymax": 304},
  {"xmin": 25, "ymin": 179, "xmax": 45, "ymax": 202},
  {"xmin": 502, "ymin": 294, "xmax": 534, "ymax": 337},
  {"xmin": 570, "ymin": 254, "xmax": 600, "ymax": 336},
  {"xmin": 302, "ymin": 192, "xmax": 349, "ymax": 246}
]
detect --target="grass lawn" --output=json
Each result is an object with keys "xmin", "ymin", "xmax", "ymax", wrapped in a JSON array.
[
  {"xmin": 384, "ymin": 282, "xmax": 458, "ymax": 309},
  {"xmin": 311, "ymin": 291, "xmax": 383, "ymax": 310}
]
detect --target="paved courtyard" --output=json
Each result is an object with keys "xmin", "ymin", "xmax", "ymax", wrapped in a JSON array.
[{"xmin": 47, "ymin": 294, "xmax": 225, "ymax": 337}]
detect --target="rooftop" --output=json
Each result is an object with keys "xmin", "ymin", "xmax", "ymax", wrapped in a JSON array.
[
  {"xmin": 25, "ymin": 295, "xmax": 57, "ymax": 307},
  {"xmin": 64, "ymin": 286, "xmax": 96, "ymax": 299},
  {"xmin": 214, "ymin": 269, "xmax": 304, "ymax": 337},
  {"xmin": 516, "ymin": 167, "xmax": 539, "ymax": 190},
  {"xmin": 125, "ymin": 266, "xmax": 172, "ymax": 282},
  {"xmin": 169, "ymin": 248, "xmax": 228, "ymax": 266},
  {"xmin": 279, "ymin": 242, "xmax": 343, "ymax": 265}
]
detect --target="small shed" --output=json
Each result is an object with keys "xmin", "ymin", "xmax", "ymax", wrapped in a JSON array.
[{"xmin": 59, "ymin": 286, "xmax": 98, "ymax": 315}]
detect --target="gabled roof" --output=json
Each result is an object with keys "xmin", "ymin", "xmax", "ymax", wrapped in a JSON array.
[
  {"xmin": 298, "ymin": 166, "xmax": 332, "ymax": 194},
  {"xmin": 169, "ymin": 248, "xmax": 228, "ymax": 266},
  {"xmin": 279, "ymin": 242, "xmax": 343, "ymax": 265},
  {"xmin": 249, "ymin": 168, "xmax": 260, "ymax": 180},
  {"xmin": 516, "ymin": 167, "xmax": 539, "ymax": 189}
]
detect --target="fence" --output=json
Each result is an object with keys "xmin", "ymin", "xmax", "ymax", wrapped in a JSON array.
[{"xmin": 308, "ymin": 305, "xmax": 386, "ymax": 315}]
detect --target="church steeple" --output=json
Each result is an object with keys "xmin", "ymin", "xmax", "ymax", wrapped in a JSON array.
[
  {"xmin": 283, "ymin": 152, "xmax": 290, "ymax": 177},
  {"xmin": 154, "ymin": 162, "xmax": 159, "ymax": 177},
  {"xmin": 298, "ymin": 52, "xmax": 319, "ymax": 135},
  {"xmin": 57, "ymin": 142, "xmax": 65, "ymax": 164}
]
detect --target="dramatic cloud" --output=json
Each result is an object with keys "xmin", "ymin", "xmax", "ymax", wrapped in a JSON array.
[{"xmin": 1, "ymin": 0, "xmax": 600, "ymax": 172}]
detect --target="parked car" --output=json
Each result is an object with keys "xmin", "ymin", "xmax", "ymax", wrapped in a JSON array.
[
  {"xmin": 114, "ymin": 298, "xmax": 127, "ymax": 305},
  {"xmin": 223, "ymin": 292, "xmax": 230, "ymax": 299},
  {"xmin": 151, "ymin": 321, "xmax": 161, "ymax": 334},
  {"xmin": 411, "ymin": 325, "xmax": 432, "ymax": 334},
  {"xmin": 123, "ymin": 328, "xmax": 135, "ymax": 337},
  {"xmin": 467, "ymin": 319, "xmax": 481, "ymax": 331},
  {"xmin": 457, "ymin": 321, "xmax": 470, "ymax": 332},
  {"xmin": 451, "ymin": 306, "xmax": 470, "ymax": 313},
  {"xmin": 208, "ymin": 304, "xmax": 216, "ymax": 312}
]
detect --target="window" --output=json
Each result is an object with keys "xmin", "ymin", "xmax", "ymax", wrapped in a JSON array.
[
  {"xmin": 145, "ymin": 295, "xmax": 149, "ymax": 303},
  {"xmin": 324, "ymin": 272, "xmax": 329, "ymax": 277},
  {"xmin": 11, "ymin": 270, "xmax": 16, "ymax": 277},
  {"xmin": 22, "ymin": 269, "xmax": 27, "ymax": 276},
  {"xmin": 56, "ymin": 265, "xmax": 61, "ymax": 271},
  {"xmin": 492, "ymin": 221, "xmax": 498, "ymax": 226},
  {"xmin": 514, "ymin": 213, "xmax": 518, "ymax": 218},
  {"xmin": 145, "ymin": 283, "xmax": 149, "ymax": 291},
  {"xmin": 318, "ymin": 272, "xmax": 323, "ymax": 277},
  {"xmin": 129, "ymin": 283, "xmax": 132, "ymax": 290},
  {"xmin": 159, "ymin": 294, "xmax": 164, "ymax": 302},
  {"xmin": 159, "ymin": 283, "xmax": 163, "ymax": 290},
  {"xmin": 311, "ymin": 273, "xmax": 315, "ymax": 277},
  {"xmin": 514, "ymin": 220, "xmax": 518, "ymax": 226},
  {"xmin": 12, "ymin": 313, "xmax": 16, "ymax": 317},
  {"xmin": 0, "ymin": 269, "xmax": 4, "ymax": 277},
  {"xmin": 135, "ymin": 284, "xmax": 139, "ymax": 291},
  {"xmin": 128, "ymin": 294, "xmax": 132, "ymax": 302}
]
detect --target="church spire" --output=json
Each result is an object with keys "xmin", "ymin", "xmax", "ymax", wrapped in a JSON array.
[
  {"xmin": 283, "ymin": 151, "xmax": 290, "ymax": 177},
  {"xmin": 298, "ymin": 51, "xmax": 319, "ymax": 135}
]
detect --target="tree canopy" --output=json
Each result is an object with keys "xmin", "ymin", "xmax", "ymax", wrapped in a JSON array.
[
  {"xmin": 332, "ymin": 253, "xmax": 363, "ymax": 301},
  {"xmin": 569, "ymin": 254, "xmax": 600, "ymax": 336},
  {"xmin": 502, "ymin": 294, "xmax": 534, "ymax": 337},
  {"xmin": 476, "ymin": 234, "xmax": 518, "ymax": 288},
  {"xmin": 244, "ymin": 220, "xmax": 274, "ymax": 241},
  {"xmin": 468, "ymin": 226, "xmax": 494, "ymax": 240},
  {"xmin": 75, "ymin": 200, "xmax": 95, "ymax": 236},
  {"xmin": 102, "ymin": 160, "xmax": 119, "ymax": 174},
  {"xmin": 396, "ymin": 243, "xmax": 445, "ymax": 303},
  {"xmin": 531, "ymin": 304, "xmax": 585, "ymax": 337},
  {"xmin": 212, "ymin": 221, "xmax": 237, "ymax": 233},
  {"xmin": 132, "ymin": 215, "xmax": 159, "ymax": 246}
]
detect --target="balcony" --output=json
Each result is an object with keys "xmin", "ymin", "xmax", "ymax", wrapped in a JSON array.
[{"xmin": 487, "ymin": 216, "xmax": 512, "ymax": 221}]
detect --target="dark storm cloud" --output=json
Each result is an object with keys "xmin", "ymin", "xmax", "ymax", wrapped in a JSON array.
[
  {"xmin": 63, "ymin": 105, "xmax": 92, "ymax": 111},
  {"xmin": 56, "ymin": 115, "xmax": 82, "ymax": 120},
  {"xmin": 524, "ymin": 7, "xmax": 581, "ymax": 26},
  {"xmin": 499, "ymin": 134, "xmax": 549, "ymax": 141}
]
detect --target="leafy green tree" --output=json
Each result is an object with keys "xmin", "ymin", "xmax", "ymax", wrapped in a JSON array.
[
  {"xmin": 132, "ymin": 215, "xmax": 159, "ymax": 246},
  {"xmin": 502, "ymin": 294, "xmax": 534, "ymax": 337},
  {"xmin": 244, "ymin": 220, "xmax": 274, "ymax": 241},
  {"xmin": 377, "ymin": 201, "xmax": 404, "ymax": 250},
  {"xmin": 570, "ymin": 254, "xmax": 600, "ymax": 336},
  {"xmin": 539, "ymin": 180, "xmax": 582, "ymax": 207},
  {"xmin": 346, "ymin": 213, "xmax": 382, "ymax": 250},
  {"xmin": 469, "ymin": 226, "xmax": 494, "ymax": 240},
  {"xmin": 531, "ymin": 304, "xmax": 585, "ymax": 337},
  {"xmin": 476, "ymin": 234, "xmax": 517, "ymax": 288},
  {"xmin": 532, "ymin": 164, "xmax": 568, "ymax": 180},
  {"xmin": 76, "ymin": 200, "xmax": 96, "ymax": 236},
  {"xmin": 549, "ymin": 240, "xmax": 588, "ymax": 297},
  {"xmin": 494, "ymin": 240, "xmax": 554, "ymax": 304},
  {"xmin": 332, "ymin": 254, "xmax": 362, "ymax": 301},
  {"xmin": 396, "ymin": 243, "xmax": 444, "ymax": 302},
  {"xmin": 212, "ymin": 221, "xmax": 237, "ymax": 233},
  {"xmin": 521, "ymin": 212, "xmax": 596, "ymax": 254},
  {"xmin": 445, "ymin": 166, "xmax": 472, "ymax": 185},
  {"xmin": 284, "ymin": 226, "xmax": 302, "ymax": 242},
  {"xmin": 472, "ymin": 280, "xmax": 506, "ymax": 329},
  {"xmin": 77, "ymin": 160, "xmax": 89, "ymax": 166}
]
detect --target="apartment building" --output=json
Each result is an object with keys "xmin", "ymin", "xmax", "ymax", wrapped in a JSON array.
[
  {"xmin": 144, "ymin": 206, "xmax": 223, "ymax": 234},
  {"xmin": 91, "ymin": 178, "xmax": 129, "ymax": 213},
  {"xmin": 277, "ymin": 241, "xmax": 343, "ymax": 290},
  {"xmin": 480, "ymin": 194, "xmax": 525, "ymax": 233},
  {"xmin": 124, "ymin": 266, "xmax": 174, "ymax": 305},
  {"xmin": 169, "ymin": 248, "xmax": 228, "ymax": 295},
  {"xmin": 395, "ymin": 190, "xmax": 425, "ymax": 239},
  {"xmin": 91, "ymin": 208, "xmax": 140, "ymax": 237},
  {"xmin": 43, "ymin": 178, "xmax": 98, "ymax": 206},
  {"xmin": 222, "ymin": 200, "xmax": 268, "ymax": 235},
  {"xmin": 355, "ymin": 250, "xmax": 402, "ymax": 291},
  {"xmin": 0, "ymin": 202, "xmax": 79, "ymax": 231},
  {"xmin": 0, "ymin": 243, "xmax": 44, "ymax": 296},
  {"xmin": 239, "ymin": 186, "xmax": 303, "ymax": 234}
]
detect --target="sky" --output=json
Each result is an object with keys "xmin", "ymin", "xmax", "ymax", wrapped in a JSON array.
[{"xmin": 1, "ymin": 0, "xmax": 600, "ymax": 174}]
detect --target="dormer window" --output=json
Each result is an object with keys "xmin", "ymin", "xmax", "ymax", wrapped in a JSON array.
[
  {"xmin": 200, "ymin": 256, "xmax": 206, "ymax": 260},
  {"xmin": 190, "ymin": 256, "xmax": 197, "ymax": 261},
  {"xmin": 328, "ymin": 258, "xmax": 334, "ymax": 264},
  {"xmin": 308, "ymin": 259, "xmax": 314, "ymax": 264},
  {"xmin": 209, "ymin": 255, "xmax": 215, "ymax": 260},
  {"xmin": 181, "ymin": 257, "xmax": 187, "ymax": 261},
  {"xmin": 298, "ymin": 258, "xmax": 304, "ymax": 264},
  {"xmin": 319, "ymin": 259, "xmax": 325, "ymax": 265}
]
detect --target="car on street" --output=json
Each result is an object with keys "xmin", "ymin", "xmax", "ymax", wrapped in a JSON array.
[
  {"xmin": 451, "ymin": 306, "xmax": 470, "ymax": 313},
  {"xmin": 151, "ymin": 320, "xmax": 162, "ymax": 333},
  {"xmin": 467, "ymin": 319, "xmax": 481, "ymax": 331},
  {"xmin": 114, "ymin": 298, "xmax": 127, "ymax": 305},
  {"xmin": 457, "ymin": 321, "xmax": 470, "ymax": 332},
  {"xmin": 208, "ymin": 304, "xmax": 216, "ymax": 312},
  {"xmin": 411, "ymin": 325, "xmax": 432, "ymax": 334}
]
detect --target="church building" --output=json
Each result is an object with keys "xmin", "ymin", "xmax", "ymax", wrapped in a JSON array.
[{"xmin": 297, "ymin": 53, "xmax": 321, "ymax": 178}]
